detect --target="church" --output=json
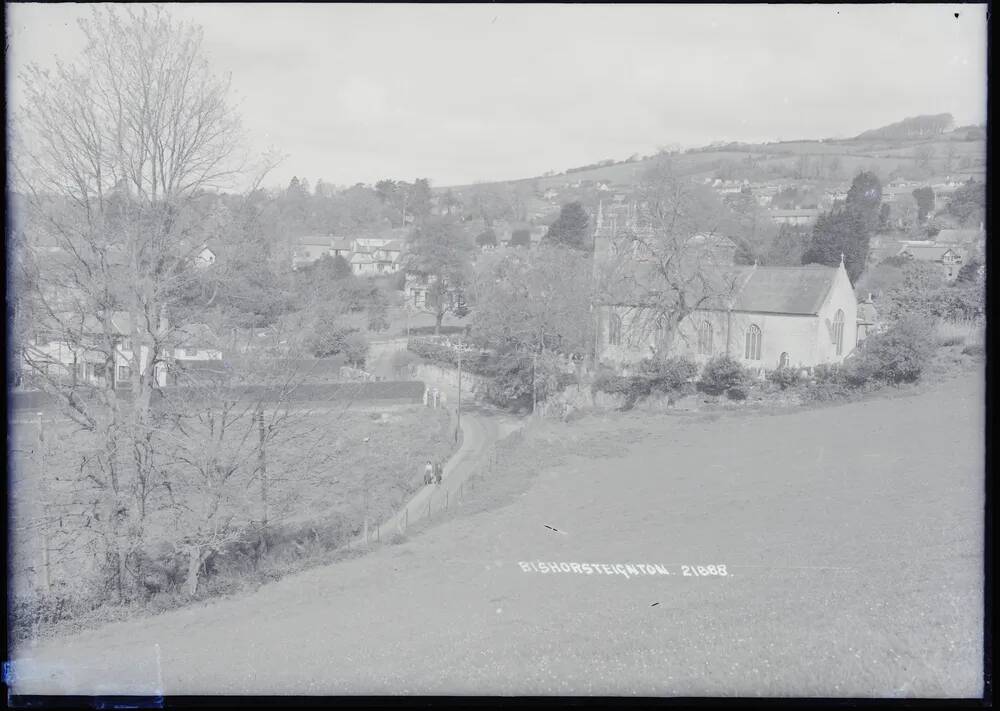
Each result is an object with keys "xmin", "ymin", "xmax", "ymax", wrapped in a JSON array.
[{"xmin": 593, "ymin": 202, "xmax": 861, "ymax": 374}]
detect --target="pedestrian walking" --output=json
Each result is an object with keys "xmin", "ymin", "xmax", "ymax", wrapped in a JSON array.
[
  {"xmin": 424, "ymin": 460, "xmax": 434, "ymax": 485},
  {"xmin": 434, "ymin": 461, "xmax": 443, "ymax": 485}
]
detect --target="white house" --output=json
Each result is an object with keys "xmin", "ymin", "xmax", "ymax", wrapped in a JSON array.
[
  {"xmin": 898, "ymin": 244, "xmax": 964, "ymax": 281},
  {"xmin": 22, "ymin": 311, "xmax": 169, "ymax": 389},
  {"xmin": 768, "ymin": 208, "xmax": 821, "ymax": 226},
  {"xmin": 173, "ymin": 323, "xmax": 223, "ymax": 361},
  {"xmin": 350, "ymin": 251, "xmax": 377, "ymax": 276},
  {"xmin": 193, "ymin": 245, "xmax": 217, "ymax": 268}
]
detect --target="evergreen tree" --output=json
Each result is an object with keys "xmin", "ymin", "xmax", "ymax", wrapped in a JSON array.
[
  {"xmin": 802, "ymin": 171, "xmax": 882, "ymax": 282},
  {"xmin": 546, "ymin": 201, "xmax": 591, "ymax": 250}
]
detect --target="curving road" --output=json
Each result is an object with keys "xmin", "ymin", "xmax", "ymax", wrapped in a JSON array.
[{"xmin": 352, "ymin": 405, "xmax": 506, "ymax": 545}]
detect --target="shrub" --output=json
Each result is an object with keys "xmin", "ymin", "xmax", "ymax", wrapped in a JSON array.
[
  {"xmin": 638, "ymin": 356, "xmax": 699, "ymax": 393},
  {"xmin": 726, "ymin": 387, "xmax": 748, "ymax": 401},
  {"xmin": 767, "ymin": 366, "xmax": 802, "ymax": 390},
  {"xmin": 846, "ymin": 316, "xmax": 934, "ymax": 386},
  {"xmin": 699, "ymin": 356, "xmax": 750, "ymax": 395},
  {"xmin": 803, "ymin": 381, "xmax": 852, "ymax": 402},
  {"xmin": 811, "ymin": 362, "xmax": 847, "ymax": 384},
  {"xmin": 938, "ymin": 335, "xmax": 965, "ymax": 347},
  {"xmin": 962, "ymin": 343, "xmax": 985, "ymax": 357}
]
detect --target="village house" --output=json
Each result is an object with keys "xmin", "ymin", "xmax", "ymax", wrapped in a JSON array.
[
  {"xmin": 292, "ymin": 235, "xmax": 333, "ymax": 269},
  {"xmin": 330, "ymin": 238, "xmax": 353, "ymax": 259},
  {"xmin": 767, "ymin": 208, "xmax": 821, "ymax": 226},
  {"xmin": 404, "ymin": 272, "xmax": 436, "ymax": 310},
  {"xmin": 935, "ymin": 226, "xmax": 986, "ymax": 259},
  {"xmin": 173, "ymin": 323, "xmax": 224, "ymax": 362},
  {"xmin": 22, "ymin": 310, "xmax": 170, "ymax": 389},
  {"xmin": 193, "ymin": 244, "xmax": 217, "ymax": 268},
  {"xmin": 897, "ymin": 244, "xmax": 964, "ymax": 281}
]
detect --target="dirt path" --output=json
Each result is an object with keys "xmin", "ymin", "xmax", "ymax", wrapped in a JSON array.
[{"xmin": 352, "ymin": 406, "xmax": 506, "ymax": 544}]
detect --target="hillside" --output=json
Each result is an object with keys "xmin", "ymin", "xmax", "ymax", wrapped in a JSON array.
[
  {"xmin": 441, "ymin": 119, "xmax": 985, "ymax": 195},
  {"xmin": 10, "ymin": 371, "xmax": 984, "ymax": 696}
]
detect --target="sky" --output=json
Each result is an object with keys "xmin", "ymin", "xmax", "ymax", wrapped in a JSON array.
[{"xmin": 6, "ymin": 3, "xmax": 989, "ymax": 190}]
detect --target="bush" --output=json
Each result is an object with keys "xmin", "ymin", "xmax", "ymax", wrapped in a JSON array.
[
  {"xmin": 845, "ymin": 316, "xmax": 934, "ymax": 386},
  {"xmin": 699, "ymin": 356, "xmax": 750, "ymax": 395},
  {"xmin": 962, "ymin": 343, "xmax": 985, "ymax": 357},
  {"xmin": 938, "ymin": 335, "xmax": 965, "ymax": 347},
  {"xmin": 803, "ymin": 381, "xmax": 852, "ymax": 402},
  {"xmin": 726, "ymin": 387, "xmax": 748, "ymax": 401},
  {"xmin": 811, "ymin": 362, "xmax": 848, "ymax": 384},
  {"xmin": 767, "ymin": 366, "xmax": 802, "ymax": 390},
  {"xmin": 638, "ymin": 356, "xmax": 699, "ymax": 393}
]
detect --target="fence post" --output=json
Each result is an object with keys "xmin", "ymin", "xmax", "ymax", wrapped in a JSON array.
[
  {"xmin": 446, "ymin": 491, "xmax": 449, "ymax": 510},
  {"xmin": 377, "ymin": 525, "xmax": 380, "ymax": 543},
  {"xmin": 405, "ymin": 507, "xmax": 408, "ymax": 530},
  {"xmin": 427, "ymin": 497, "xmax": 431, "ymax": 520}
]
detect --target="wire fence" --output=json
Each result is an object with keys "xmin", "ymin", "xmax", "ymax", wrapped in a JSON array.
[{"xmin": 346, "ymin": 422, "xmax": 531, "ymax": 548}]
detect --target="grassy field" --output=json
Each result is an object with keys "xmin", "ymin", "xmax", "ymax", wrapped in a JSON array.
[
  {"xmin": 446, "ymin": 136, "xmax": 985, "ymax": 192},
  {"xmin": 8, "ymin": 402, "xmax": 455, "ymax": 633},
  {"xmin": 9, "ymin": 369, "xmax": 983, "ymax": 697}
]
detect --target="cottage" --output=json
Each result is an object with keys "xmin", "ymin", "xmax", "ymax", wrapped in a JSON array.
[
  {"xmin": 350, "ymin": 251, "xmax": 377, "ymax": 276},
  {"xmin": 292, "ymin": 235, "xmax": 333, "ymax": 269},
  {"xmin": 173, "ymin": 323, "xmax": 223, "ymax": 362},
  {"xmin": 897, "ymin": 244, "xmax": 964, "ymax": 280},
  {"xmin": 330, "ymin": 238, "xmax": 353, "ymax": 259},
  {"xmin": 22, "ymin": 310, "xmax": 169, "ymax": 389},
  {"xmin": 194, "ymin": 244, "xmax": 217, "ymax": 268},
  {"xmin": 598, "ymin": 259, "xmax": 859, "ymax": 373},
  {"xmin": 768, "ymin": 208, "xmax": 821, "ymax": 226}
]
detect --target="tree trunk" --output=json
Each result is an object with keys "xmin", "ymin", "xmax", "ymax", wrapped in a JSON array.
[
  {"xmin": 185, "ymin": 546, "xmax": 202, "ymax": 597},
  {"xmin": 435, "ymin": 311, "xmax": 443, "ymax": 336}
]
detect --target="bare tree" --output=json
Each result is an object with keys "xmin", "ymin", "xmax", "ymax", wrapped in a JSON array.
[
  {"xmin": 9, "ymin": 6, "xmax": 258, "ymax": 601},
  {"xmin": 595, "ymin": 159, "xmax": 747, "ymax": 359}
]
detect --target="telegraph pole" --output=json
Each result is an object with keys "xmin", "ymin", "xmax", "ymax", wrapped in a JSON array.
[
  {"xmin": 532, "ymin": 352, "xmax": 538, "ymax": 415},
  {"xmin": 456, "ymin": 340, "xmax": 462, "ymax": 442},
  {"xmin": 363, "ymin": 436, "xmax": 371, "ymax": 543},
  {"xmin": 257, "ymin": 407, "xmax": 268, "ymax": 527}
]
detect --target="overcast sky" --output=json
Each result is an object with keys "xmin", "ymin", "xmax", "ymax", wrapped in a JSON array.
[{"xmin": 6, "ymin": 3, "xmax": 988, "ymax": 189}]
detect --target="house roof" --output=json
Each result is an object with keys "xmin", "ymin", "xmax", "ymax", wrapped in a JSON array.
[
  {"xmin": 768, "ymin": 208, "xmax": 821, "ymax": 218},
  {"xmin": 899, "ymin": 245, "xmax": 957, "ymax": 261},
  {"xmin": 297, "ymin": 235, "xmax": 331, "ymax": 247},
  {"xmin": 935, "ymin": 229, "xmax": 982, "ymax": 244},
  {"xmin": 350, "ymin": 252, "xmax": 373, "ymax": 264},
  {"xmin": 383, "ymin": 240, "xmax": 404, "ymax": 252},
  {"xmin": 330, "ymin": 238, "xmax": 353, "ymax": 251},
  {"xmin": 176, "ymin": 323, "xmax": 220, "ymax": 348}
]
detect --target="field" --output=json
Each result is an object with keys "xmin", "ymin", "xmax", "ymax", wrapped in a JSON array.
[
  {"xmin": 8, "ymin": 369, "xmax": 983, "ymax": 697},
  {"xmin": 446, "ymin": 135, "xmax": 985, "ymax": 193},
  {"xmin": 8, "ymin": 402, "xmax": 455, "ymax": 631}
]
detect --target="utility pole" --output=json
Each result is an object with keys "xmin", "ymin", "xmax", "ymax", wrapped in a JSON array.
[
  {"xmin": 257, "ymin": 407, "xmax": 268, "ymax": 527},
  {"xmin": 456, "ymin": 340, "xmax": 462, "ymax": 443},
  {"xmin": 532, "ymin": 352, "xmax": 538, "ymax": 415},
  {"xmin": 363, "ymin": 436, "xmax": 371, "ymax": 543}
]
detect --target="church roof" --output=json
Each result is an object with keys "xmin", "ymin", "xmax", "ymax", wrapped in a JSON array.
[
  {"xmin": 602, "ymin": 263, "xmax": 841, "ymax": 316},
  {"xmin": 732, "ymin": 265, "xmax": 839, "ymax": 315}
]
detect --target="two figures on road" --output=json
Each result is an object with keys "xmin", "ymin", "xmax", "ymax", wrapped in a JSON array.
[{"xmin": 424, "ymin": 460, "xmax": 443, "ymax": 486}]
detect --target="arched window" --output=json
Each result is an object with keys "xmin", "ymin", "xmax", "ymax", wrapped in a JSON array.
[
  {"xmin": 609, "ymin": 312, "xmax": 623, "ymax": 346},
  {"xmin": 698, "ymin": 321, "xmax": 713, "ymax": 356},
  {"xmin": 832, "ymin": 309, "xmax": 845, "ymax": 356},
  {"xmin": 745, "ymin": 324, "xmax": 762, "ymax": 361}
]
